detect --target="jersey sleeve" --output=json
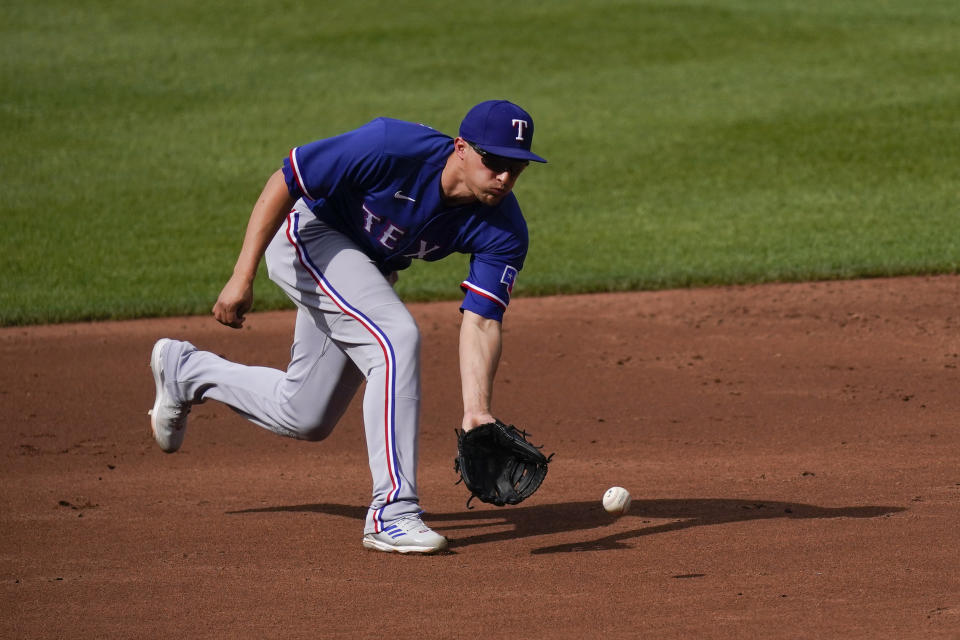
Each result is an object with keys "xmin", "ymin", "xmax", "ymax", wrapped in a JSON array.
[
  {"xmin": 460, "ymin": 255, "xmax": 523, "ymax": 322},
  {"xmin": 281, "ymin": 119, "xmax": 388, "ymax": 201},
  {"xmin": 458, "ymin": 196, "xmax": 529, "ymax": 322}
]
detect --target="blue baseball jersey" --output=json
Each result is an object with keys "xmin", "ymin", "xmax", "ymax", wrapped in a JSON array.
[{"xmin": 281, "ymin": 118, "xmax": 528, "ymax": 322}]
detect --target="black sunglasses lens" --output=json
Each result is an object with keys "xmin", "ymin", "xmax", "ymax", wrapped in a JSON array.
[
  {"xmin": 482, "ymin": 156, "xmax": 506, "ymax": 172},
  {"xmin": 471, "ymin": 144, "xmax": 526, "ymax": 174}
]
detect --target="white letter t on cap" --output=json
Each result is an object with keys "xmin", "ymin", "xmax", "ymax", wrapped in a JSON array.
[{"xmin": 511, "ymin": 119, "xmax": 529, "ymax": 141}]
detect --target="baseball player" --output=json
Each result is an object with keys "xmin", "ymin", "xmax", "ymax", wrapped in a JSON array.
[{"xmin": 148, "ymin": 100, "xmax": 546, "ymax": 554}]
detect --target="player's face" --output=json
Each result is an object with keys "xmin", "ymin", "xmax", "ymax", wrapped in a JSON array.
[{"xmin": 463, "ymin": 141, "xmax": 528, "ymax": 206}]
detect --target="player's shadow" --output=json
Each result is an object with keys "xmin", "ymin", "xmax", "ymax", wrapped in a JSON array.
[
  {"xmin": 228, "ymin": 498, "xmax": 904, "ymax": 554},
  {"xmin": 435, "ymin": 499, "xmax": 903, "ymax": 553}
]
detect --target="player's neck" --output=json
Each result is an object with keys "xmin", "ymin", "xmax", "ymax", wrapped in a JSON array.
[{"xmin": 440, "ymin": 152, "xmax": 479, "ymax": 207}]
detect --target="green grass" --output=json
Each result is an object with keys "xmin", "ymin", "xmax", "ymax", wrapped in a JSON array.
[{"xmin": 2, "ymin": 0, "xmax": 958, "ymax": 325}]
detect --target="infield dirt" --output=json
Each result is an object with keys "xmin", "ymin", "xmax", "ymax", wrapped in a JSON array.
[{"xmin": 3, "ymin": 276, "xmax": 960, "ymax": 638}]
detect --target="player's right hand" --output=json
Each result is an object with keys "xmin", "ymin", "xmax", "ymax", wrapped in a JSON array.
[{"xmin": 212, "ymin": 275, "xmax": 254, "ymax": 329}]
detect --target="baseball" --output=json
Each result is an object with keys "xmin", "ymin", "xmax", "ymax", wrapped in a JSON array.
[{"xmin": 602, "ymin": 486, "xmax": 631, "ymax": 515}]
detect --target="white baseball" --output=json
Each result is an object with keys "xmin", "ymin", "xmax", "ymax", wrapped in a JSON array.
[{"xmin": 602, "ymin": 486, "xmax": 631, "ymax": 515}]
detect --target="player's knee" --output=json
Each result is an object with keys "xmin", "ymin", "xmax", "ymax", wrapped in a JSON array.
[
  {"xmin": 387, "ymin": 315, "xmax": 421, "ymax": 362},
  {"xmin": 296, "ymin": 419, "xmax": 336, "ymax": 442},
  {"xmin": 356, "ymin": 312, "xmax": 421, "ymax": 378},
  {"xmin": 277, "ymin": 405, "xmax": 340, "ymax": 441}
]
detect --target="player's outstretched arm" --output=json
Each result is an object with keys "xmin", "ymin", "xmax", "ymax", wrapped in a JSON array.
[
  {"xmin": 458, "ymin": 310, "xmax": 502, "ymax": 431},
  {"xmin": 213, "ymin": 169, "xmax": 296, "ymax": 329}
]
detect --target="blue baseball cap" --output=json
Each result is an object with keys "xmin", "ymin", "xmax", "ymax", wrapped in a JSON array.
[{"xmin": 459, "ymin": 100, "xmax": 547, "ymax": 163}]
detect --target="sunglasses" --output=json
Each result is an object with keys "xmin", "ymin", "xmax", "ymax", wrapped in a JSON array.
[{"xmin": 467, "ymin": 141, "xmax": 529, "ymax": 176}]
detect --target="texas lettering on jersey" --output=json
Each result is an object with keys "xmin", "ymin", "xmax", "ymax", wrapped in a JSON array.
[{"xmin": 360, "ymin": 203, "xmax": 441, "ymax": 258}]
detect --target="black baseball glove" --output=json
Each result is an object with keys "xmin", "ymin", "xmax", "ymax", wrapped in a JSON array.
[{"xmin": 454, "ymin": 420, "xmax": 553, "ymax": 508}]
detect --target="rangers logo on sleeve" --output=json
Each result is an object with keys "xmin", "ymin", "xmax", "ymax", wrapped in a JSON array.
[{"xmin": 500, "ymin": 265, "xmax": 519, "ymax": 294}]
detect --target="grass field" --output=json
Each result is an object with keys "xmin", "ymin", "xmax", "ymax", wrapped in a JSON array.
[{"xmin": 2, "ymin": 0, "xmax": 958, "ymax": 325}]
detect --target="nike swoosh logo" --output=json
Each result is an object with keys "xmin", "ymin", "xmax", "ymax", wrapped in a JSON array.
[{"xmin": 394, "ymin": 191, "xmax": 416, "ymax": 202}]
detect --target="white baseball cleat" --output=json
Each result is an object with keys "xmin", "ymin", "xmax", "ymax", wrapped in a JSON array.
[
  {"xmin": 362, "ymin": 514, "xmax": 449, "ymax": 554},
  {"xmin": 148, "ymin": 338, "xmax": 191, "ymax": 453}
]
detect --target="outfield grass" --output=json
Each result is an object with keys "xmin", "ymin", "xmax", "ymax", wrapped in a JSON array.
[{"xmin": 2, "ymin": 1, "xmax": 958, "ymax": 325}]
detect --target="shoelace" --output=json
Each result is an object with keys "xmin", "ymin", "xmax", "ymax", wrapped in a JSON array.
[{"xmin": 392, "ymin": 515, "xmax": 429, "ymax": 533}]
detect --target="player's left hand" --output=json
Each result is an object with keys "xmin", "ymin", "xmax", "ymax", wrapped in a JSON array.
[
  {"xmin": 461, "ymin": 411, "xmax": 496, "ymax": 432},
  {"xmin": 453, "ymin": 419, "xmax": 553, "ymax": 508}
]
